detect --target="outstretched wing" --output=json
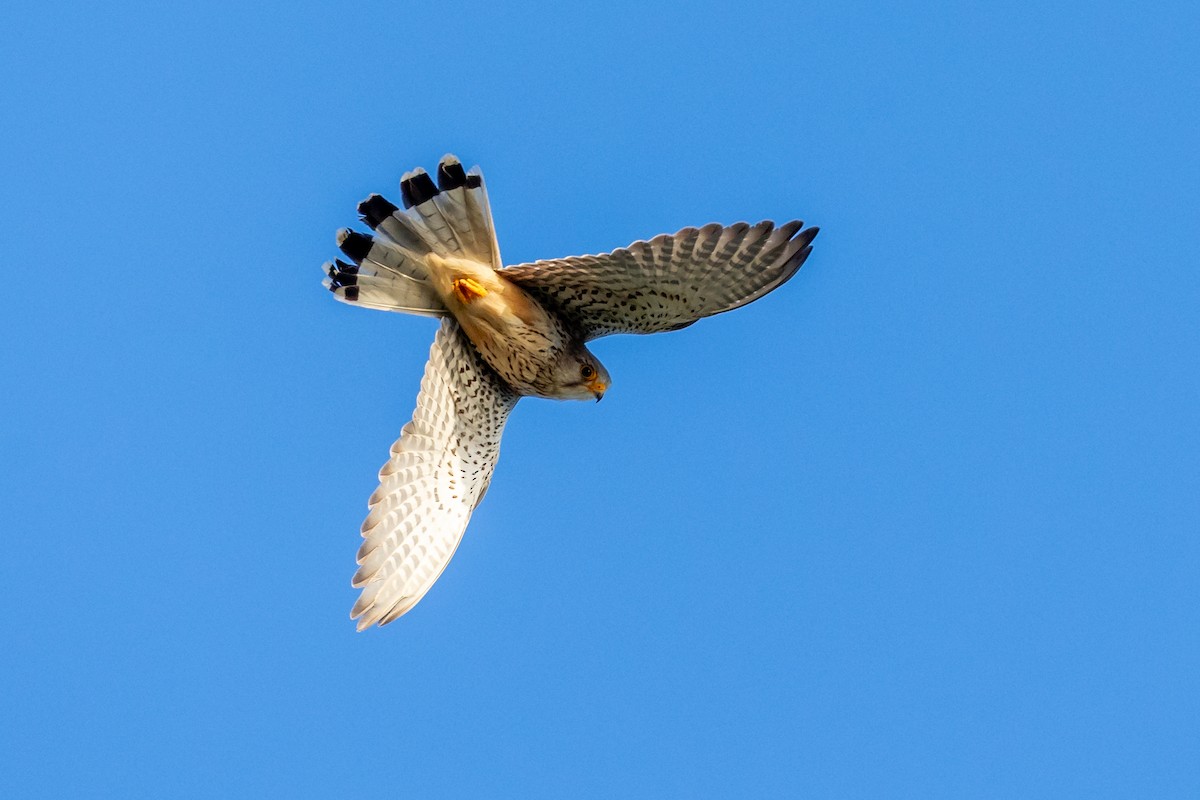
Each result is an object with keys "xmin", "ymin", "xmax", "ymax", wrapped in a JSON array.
[
  {"xmin": 501, "ymin": 221, "xmax": 817, "ymax": 340},
  {"xmin": 351, "ymin": 319, "xmax": 519, "ymax": 629}
]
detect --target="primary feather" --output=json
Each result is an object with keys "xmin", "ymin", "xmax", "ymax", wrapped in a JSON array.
[{"xmin": 502, "ymin": 220, "xmax": 817, "ymax": 339}]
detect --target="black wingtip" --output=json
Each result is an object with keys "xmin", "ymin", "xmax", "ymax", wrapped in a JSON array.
[
  {"xmin": 358, "ymin": 194, "xmax": 398, "ymax": 229},
  {"xmin": 400, "ymin": 169, "xmax": 439, "ymax": 208},
  {"xmin": 795, "ymin": 226, "xmax": 819, "ymax": 247},
  {"xmin": 437, "ymin": 156, "xmax": 468, "ymax": 191},
  {"xmin": 337, "ymin": 229, "xmax": 373, "ymax": 264},
  {"xmin": 465, "ymin": 173, "xmax": 482, "ymax": 189},
  {"xmin": 785, "ymin": 244, "xmax": 814, "ymax": 276}
]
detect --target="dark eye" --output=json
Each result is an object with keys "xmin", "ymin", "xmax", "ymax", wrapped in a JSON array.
[{"xmin": 580, "ymin": 364, "xmax": 596, "ymax": 380}]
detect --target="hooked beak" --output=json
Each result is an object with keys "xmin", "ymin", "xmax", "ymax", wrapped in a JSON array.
[{"xmin": 587, "ymin": 377, "xmax": 608, "ymax": 402}]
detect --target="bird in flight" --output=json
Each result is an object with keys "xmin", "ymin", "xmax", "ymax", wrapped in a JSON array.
[{"xmin": 325, "ymin": 155, "xmax": 818, "ymax": 629}]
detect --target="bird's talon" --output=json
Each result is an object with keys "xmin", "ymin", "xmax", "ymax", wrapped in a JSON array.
[{"xmin": 452, "ymin": 277, "xmax": 489, "ymax": 304}]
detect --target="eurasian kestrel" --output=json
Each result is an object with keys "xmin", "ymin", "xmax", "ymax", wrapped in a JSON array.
[{"xmin": 325, "ymin": 155, "xmax": 818, "ymax": 629}]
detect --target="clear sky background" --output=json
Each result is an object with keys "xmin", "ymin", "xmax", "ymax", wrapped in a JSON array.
[{"xmin": 2, "ymin": 1, "xmax": 1198, "ymax": 797}]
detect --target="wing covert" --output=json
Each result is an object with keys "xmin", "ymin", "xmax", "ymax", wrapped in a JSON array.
[
  {"xmin": 350, "ymin": 319, "xmax": 519, "ymax": 629},
  {"xmin": 501, "ymin": 221, "xmax": 817, "ymax": 339}
]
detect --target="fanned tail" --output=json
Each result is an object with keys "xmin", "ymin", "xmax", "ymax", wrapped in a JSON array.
[{"xmin": 324, "ymin": 154, "xmax": 502, "ymax": 316}]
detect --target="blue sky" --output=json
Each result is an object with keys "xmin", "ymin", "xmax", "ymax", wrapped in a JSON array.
[{"xmin": 2, "ymin": 0, "xmax": 1198, "ymax": 796}]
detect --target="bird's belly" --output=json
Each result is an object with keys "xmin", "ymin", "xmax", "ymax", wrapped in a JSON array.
[
  {"xmin": 422, "ymin": 254, "xmax": 566, "ymax": 395},
  {"xmin": 452, "ymin": 289, "xmax": 567, "ymax": 396}
]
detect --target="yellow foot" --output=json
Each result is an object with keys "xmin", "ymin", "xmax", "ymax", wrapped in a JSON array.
[{"xmin": 451, "ymin": 277, "xmax": 489, "ymax": 304}]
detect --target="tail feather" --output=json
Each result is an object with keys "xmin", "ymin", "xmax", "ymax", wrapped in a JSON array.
[
  {"xmin": 336, "ymin": 228, "xmax": 428, "ymax": 283},
  {"xmin": 462, "ymin": 164, "xmax": 501, "ymax": 269},
  {"xmin": 399, "ymin": 168, "xmax": 439, "ymax": 208},
  {"xmin": 322, "ymin": 260, "xmax": 444, "ymax": 316},
  {"xmin": 400, "ymin": 168, "xmax": 463, "ymax": 257},
  {"xmin": 358, "ymin": 194, "xmax": 433, "ymax": 256},
  {"xmin": 433, "ymin": 175, "xmax": 496, "ymax": 267},
  {"xmin": 430, "ymin": 157, "xmax": 491, "ymax": 261}
]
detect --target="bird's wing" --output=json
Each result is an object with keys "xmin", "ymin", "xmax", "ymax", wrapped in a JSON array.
[
  {"xmin": 501, "ymin": 221, "xmax": 817, "ymax": 340},
  {"xmin": 351, "ymin": 319, "xmax": 519, "ymax": 629}
]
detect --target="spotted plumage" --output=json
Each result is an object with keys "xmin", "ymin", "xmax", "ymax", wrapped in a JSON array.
[
  {"xmin": 351, "ymin": 319, "xmax": 518, "ymax": 628},
  {"xmin": 502, "ymin": 221, "xmax": 817, "ymax": 339},
  {"xmin": 326, "ymin": 155, "xmax": 818, "ymax": 628}
]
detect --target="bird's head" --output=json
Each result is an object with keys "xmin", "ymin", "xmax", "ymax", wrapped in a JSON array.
[{"xmin": 548, "ymin": 344, "xmax": 610, "ymax": 402}]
